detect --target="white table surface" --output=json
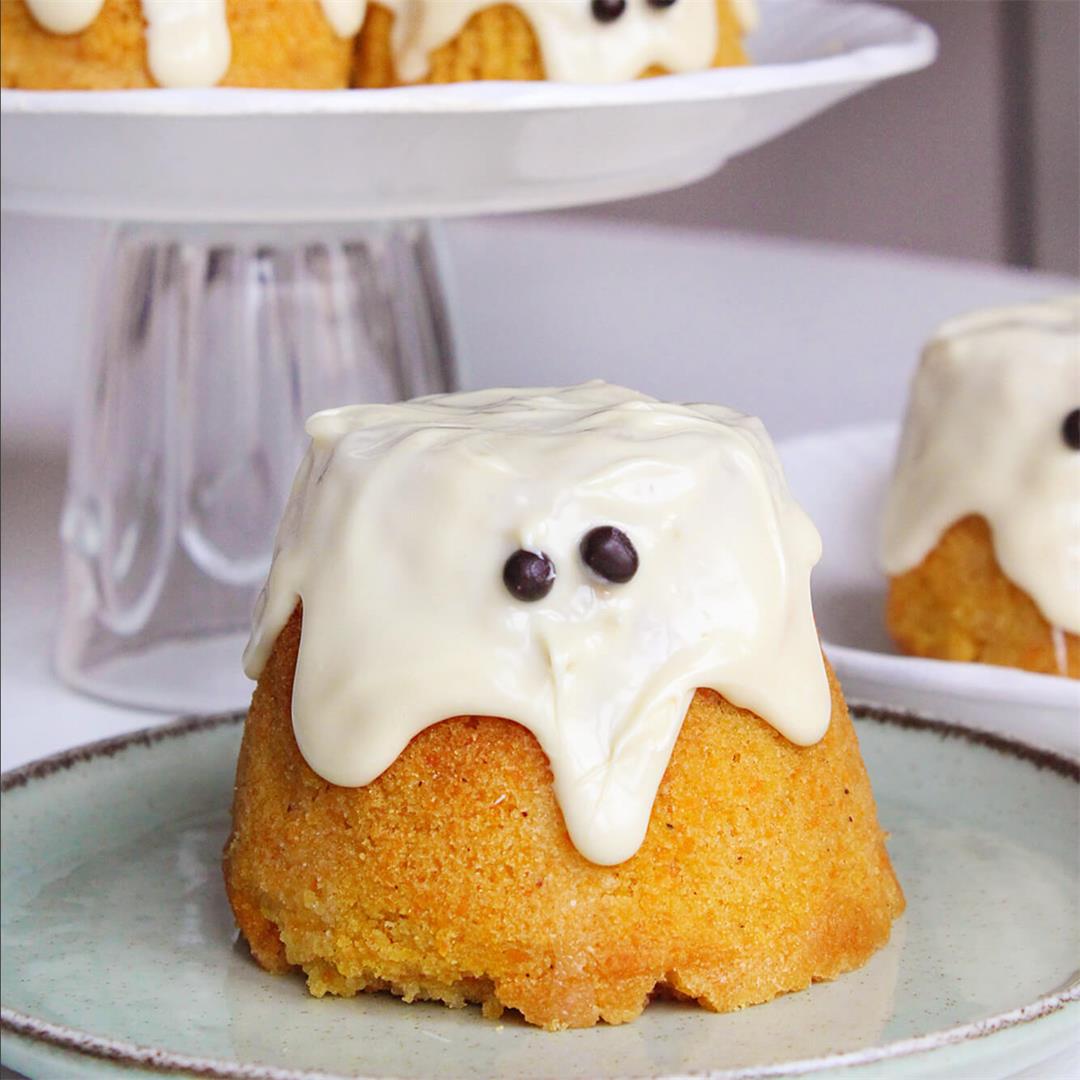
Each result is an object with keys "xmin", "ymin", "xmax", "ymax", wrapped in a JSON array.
[{"xmin": 2, "ymin": 219, "xmax": 1077, "ymax": 1079}]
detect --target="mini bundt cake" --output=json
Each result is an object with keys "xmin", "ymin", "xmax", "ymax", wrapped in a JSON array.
[
  {"xmin": 354, "ymin": 0, "xmax": 755, "ymax": 88},
  {"xmin": 224, "ymin": 382, "xmax": 904, "ymax": 1030},
  {"xmin": 881, "ymin": 297, "xmax": 1080, "ymax": 678}
]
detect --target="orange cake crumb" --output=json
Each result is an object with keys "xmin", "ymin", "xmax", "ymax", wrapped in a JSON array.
[
  {"xmin": 224, "ymin": 609, "xmax": 904, "ymax": 1031},
  {"xmin": 886, "ymin": 514, "xmax": 1079, "ymax": 678}
]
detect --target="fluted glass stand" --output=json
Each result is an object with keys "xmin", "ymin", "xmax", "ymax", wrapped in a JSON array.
[{"xmin": 56, "ymin": 224, "xmax": 454, "ymax": 713}]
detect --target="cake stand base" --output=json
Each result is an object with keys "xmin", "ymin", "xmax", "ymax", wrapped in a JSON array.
[{"xmin": 55, "ymin": 223, "xmax": 455, "ymax": 714}]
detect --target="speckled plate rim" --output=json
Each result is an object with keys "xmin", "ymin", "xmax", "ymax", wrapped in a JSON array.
[{"xmin": 2, "ymin": 707, "xmax": 1078, "ymax": 1080}]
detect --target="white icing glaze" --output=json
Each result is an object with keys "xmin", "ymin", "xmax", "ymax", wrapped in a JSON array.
[
  {"xmin": 387, "ymin": 0, "xmax": 723, "ymax": 84},
  {"xmin": 1052, "ymin": 625, "xmax": 1069, "ymax": 676},
  {"xmin": 319, "ymin": 0, "xmax": 369, "ymax": 37},
  {"xmin": 881, "ymin": 296, "xmax": 1080, "ymax": 635},
  {"xmin": 24, "ymin": 0, "xmax": 104, "ymax": 34},
  {"xmin": 142, "ymin": 0, "xmax": 230, "ymax": 88},
  {"xmin": 244, "ymin": 382, "xmax": 830, "ymax": 867}
]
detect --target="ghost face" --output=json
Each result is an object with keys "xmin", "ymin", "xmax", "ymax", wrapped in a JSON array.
[{"xmin": 247, "ymin": 388, "xmax": 829, "ymax": 865}]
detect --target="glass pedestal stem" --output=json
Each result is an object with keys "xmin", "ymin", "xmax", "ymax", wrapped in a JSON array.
[{"xmin": 56, "ymin": 222, "xmax": 455, "ymax": 713}]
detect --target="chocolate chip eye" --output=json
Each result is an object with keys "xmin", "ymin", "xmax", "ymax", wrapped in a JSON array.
[
  {"xmin": 503, "ymin": 550, "xmax": 556, "ymax": 601},
  {"xmin": 1063, "ymin": 408, "xmax": 1080, "ymax": 451},
  {"xmin": 580, "ymin": 526, "xmax": 638, "ymax": 584},
  {"xmin": 647, "ymin": 0, "xmax": 679, "ymax": 7},
  {"xmin": 591, "ymin": 0, "xmax": 626, "ymax": 23}
]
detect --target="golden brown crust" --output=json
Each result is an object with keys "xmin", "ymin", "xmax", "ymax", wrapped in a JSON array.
[
  {"xmin": 0, "ymin": 0, "xmax": 353, "ymax": 89},
  {"xmin": 224, "ymin": 609, "xmax": 904, "ymax": 1030},
  {"xmin": 353, "ymin": 0, "xmax": 749, "ymax": 88},
  {"xmin": 886, "ymin": 514, "xmax": 1079, "ymax": 678}
]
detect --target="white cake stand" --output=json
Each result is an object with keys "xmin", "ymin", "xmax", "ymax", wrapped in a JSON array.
[{"xmin": 0, "ymin": 0, "xmax": 935, "ymax": 713}]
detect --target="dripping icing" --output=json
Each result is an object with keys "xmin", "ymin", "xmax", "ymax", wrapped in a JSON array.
[
  {"xmin": 319, "ymin": 0, "xmax": 370, "ymax": 37},
  {"xmin": 24, "ymin": 0, "xmax": 104, "ymax": 34},
  {"xmin": 881, "ymin": 296, "xmax": 1080, "ymax": 635},
  {"xmin": 244, "ymin": 382, "xmax": 831, "ymax": 867},
  {"xmin": 142, "ymin": 0, "xmax": 230, "ymax": 89},
  {"xmin": 1051, "ymin": 625, "xmax": 1069, "ymax": 677}
]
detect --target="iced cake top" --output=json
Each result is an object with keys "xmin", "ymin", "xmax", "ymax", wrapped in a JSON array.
[
  {"xmin": 245, "ymin": 381, "xmax": 830, "ymax": 865},
  {"xmin": 881, "ymin": 296, "xmax": 1080, "ymax": 636}
]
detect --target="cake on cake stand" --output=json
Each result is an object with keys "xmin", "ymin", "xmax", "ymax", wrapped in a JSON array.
[{"xmin": 0, "ymin": 0, "xmax": 935, "ymax": 712}]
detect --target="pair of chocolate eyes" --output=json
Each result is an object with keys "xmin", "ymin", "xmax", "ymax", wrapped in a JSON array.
[
  {"xmin": 503, "ymin": 526, "xmax": 638, "ymax": 602},
  {"xmin": 592, "ymin": 0, "xmax": 678, "ymax": 24}
]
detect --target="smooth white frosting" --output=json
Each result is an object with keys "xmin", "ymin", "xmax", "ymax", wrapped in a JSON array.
[
  {"xmin": 244, "ymin": 382, "xmax": 830, "ymax": 866},
  {"xmin": 142, "ymin": 0, "xmax": 230, "ymax": 88},
  {"xmin": 24, "ymin": 0, "xmax": 104, "ymax": 34},
  {"xmin": 22, "ymin": 0, "xmax": 754, "ymax": 87},
  {"xmin": 881, "ymin": 296, "xmax": 1080, "ymax": 635}
]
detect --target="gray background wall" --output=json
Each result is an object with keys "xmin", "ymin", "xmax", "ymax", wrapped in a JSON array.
[{"xmin": 576, "ymin": 0, "xmax": 1080, "ymax": 275}]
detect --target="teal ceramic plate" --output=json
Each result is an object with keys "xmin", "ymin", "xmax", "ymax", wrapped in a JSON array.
[{"xmin": 2, "ymin": 709, "xmax": 1078, "ymax": 1079}]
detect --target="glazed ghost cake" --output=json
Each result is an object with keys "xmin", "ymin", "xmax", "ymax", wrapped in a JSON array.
[
  {"xmin": 1, "ymin": 0, "xmax": 755, "ymax": 89},
  {"xmin": 881, "ymin": 296, "xmax": 1080, "ymax": 677},
  {"xmin": 354, "ymin": 0, "xmax": 754, "ymax": 88},
  {"xmin": 224, "ymin": 382, "xmax": 904, "ymax": 1030}
]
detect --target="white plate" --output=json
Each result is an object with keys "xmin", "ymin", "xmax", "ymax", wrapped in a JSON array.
[
  {"xmin": 0, "ymin": 0, "xmax": 936, "ymax": 221},
  {"xmin": 2, "ymin": 709, "xmax": 1078, "ymax": 1079},
  {"xmin": 778, "ymin": 423, "xmax": 1080, "ymax": 757}
]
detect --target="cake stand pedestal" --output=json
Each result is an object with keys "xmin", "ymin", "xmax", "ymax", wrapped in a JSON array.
[
  {"xmin": 0, "ymin": 0, "xmax": 936, "ymax": 713},
  {"xmin": 55, "ymin": 223, "xmax": 453, "ymax": 711}
]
